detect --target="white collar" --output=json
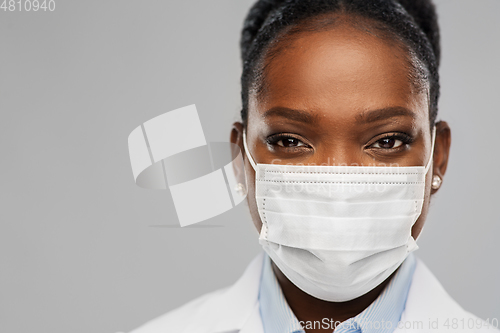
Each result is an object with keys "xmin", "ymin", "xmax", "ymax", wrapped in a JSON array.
[{"xmin": 186, "ymin": 252, "xmax": 265, "ymax": 333}]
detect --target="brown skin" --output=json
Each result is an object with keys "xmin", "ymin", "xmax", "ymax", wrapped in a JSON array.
[{"xmin": 230, "ymin": 23, "xmax": 451, "ymax": 332}]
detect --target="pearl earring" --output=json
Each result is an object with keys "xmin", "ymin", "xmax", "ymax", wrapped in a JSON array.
[
  {"xmin": 431, "ymin": 175, "xmax": 442, "ymax": 190},
  {"xmin": 235, "ymin": 183, "xmax": 246, "ymax": 196}
]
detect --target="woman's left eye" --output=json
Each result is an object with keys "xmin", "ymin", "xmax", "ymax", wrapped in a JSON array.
[{"xmin": 371, "ymin": 137, "xmax": 405, "ymax": 149}]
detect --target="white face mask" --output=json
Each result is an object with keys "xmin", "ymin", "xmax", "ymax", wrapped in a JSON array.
[{"xmin": 242, "ymin": 128, "xmax": 436, "ymax": 302}]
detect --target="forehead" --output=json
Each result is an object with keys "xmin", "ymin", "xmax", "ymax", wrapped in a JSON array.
[{"xmin": 249, "ymin": 23, "xmax": 429, "ymax": 124}]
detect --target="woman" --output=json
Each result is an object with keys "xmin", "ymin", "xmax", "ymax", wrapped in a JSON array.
[{"xmin": 130, "ymin": 0, "xmax": 498, "ymax": 332}]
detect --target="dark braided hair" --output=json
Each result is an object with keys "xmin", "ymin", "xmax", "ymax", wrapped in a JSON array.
[{"xmin": 240, "ymin": 0, "xmax": 440, "ymax": 128}]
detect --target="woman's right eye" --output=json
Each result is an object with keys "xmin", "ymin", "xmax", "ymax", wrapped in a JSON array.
[
  {"xmin": 277, "ymin": 137, "xmax": 306, "ymax": 147},
  {"xmin": 267, "ymin": 134, "xmax": 311, "ymax": 149}
]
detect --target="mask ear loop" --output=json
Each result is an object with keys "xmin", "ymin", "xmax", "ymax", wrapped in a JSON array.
[
  {"xmin": 415, "ymin": 125, "xmax": 437, "ymax": 243},
  {"xmin": 243, "ymin": 129, "xmax": 269, "ymax": 241},
  {"xmin": 242, "ymin": 129, "xmax": 258, "ymax": 171},
  {"xmin": 424, "ymin": 125, "xmax": 437, "ymax": 174}
]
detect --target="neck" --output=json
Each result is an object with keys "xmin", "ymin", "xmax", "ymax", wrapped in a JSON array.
[{"xmin": 271, "ymin": 262, "xmax": 396, "ymax": 332}]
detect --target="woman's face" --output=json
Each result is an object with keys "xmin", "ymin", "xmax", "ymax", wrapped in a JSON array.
[{"xmin": 232, "ymin": 23, "xmax": 450, "ymax": 239}]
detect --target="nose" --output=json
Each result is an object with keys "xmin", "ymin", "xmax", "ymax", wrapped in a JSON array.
[{"xmin": 311, "ymin": 138, "xmax": 364, "ymax": 166}]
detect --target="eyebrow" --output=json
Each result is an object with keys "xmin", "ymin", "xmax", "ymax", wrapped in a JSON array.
[
  {"xmin": 355, "ymin": 107, "xmax": 417, "ymax": 124},
  {"xmin": 263, "ymin": 107, "xmax": 318, "ymax": 124}
]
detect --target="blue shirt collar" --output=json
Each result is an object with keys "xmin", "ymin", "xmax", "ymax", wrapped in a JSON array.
[{"xmin": 258, "ymin": 253, "xmax": 416, "ymax": 333}]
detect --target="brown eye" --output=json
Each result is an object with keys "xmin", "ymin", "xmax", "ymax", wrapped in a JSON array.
[
  {"xmin": 372, "ymin": 137, "xmax": 403, "ymax": 149},
  {"xmin": 267, "ymin": 133, "xmax": 311, "ymax": 150},
  {"xmin": 277, "ymin": 137, "xmax": 306, "ymax": 147}
]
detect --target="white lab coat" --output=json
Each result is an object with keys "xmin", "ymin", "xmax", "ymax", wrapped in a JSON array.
[{"xmin": 130, "ymin": 252, "xmax": 499, "ymax": 333}]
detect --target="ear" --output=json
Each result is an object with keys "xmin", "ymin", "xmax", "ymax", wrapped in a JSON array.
[
  {"xmin": 431, "ymin": 121, "xmax": 451, "ymax": 194},
  {"xmin": 230, "ymin": 122, "xmax": 246, "ymax": 187}
]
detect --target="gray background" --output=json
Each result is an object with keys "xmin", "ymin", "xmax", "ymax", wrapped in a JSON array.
[{"xmin": 1, "ymin": 1, "xmax": 499, "ymax": 332}]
